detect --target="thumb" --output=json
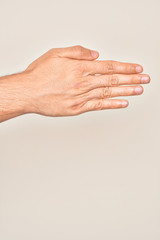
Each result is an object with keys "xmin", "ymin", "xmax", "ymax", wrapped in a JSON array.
[{"xmin": 51, "ymin": 45, "xmax": 99, "ymax": 60}]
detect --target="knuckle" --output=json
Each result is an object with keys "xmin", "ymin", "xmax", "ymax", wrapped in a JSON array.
[
  {"xmin": 75, "ymin": 62, "xmax": 85, "ymax": 74},
  {"xmin": 70, "ymin": 100, "xmax": 85, "ymax": 115},
  {"xmin": 71, "ymin": 104, "xmax": 79, "ymax": 112},
  {"xmin": 102, "ymin": 87, "xmax": 112, "ymax": 98},
  {"xmin": 109, "ymin": 74, "xmax": 119, "ymax": 86},
  {"xmin": 74, "ymin": 45, "xmax": 84, "ymax": 55},
  {"xmin": 74, "ymin": 79, "xmax": 90, "ymax": 91},
  {"xmin": 70, "ymin": 99, "xmax": 80, "ymax": 111},
  {"xmin": 47, "ymin": 48, "xmax": 60, "ymax": 58},
  {"xmin": 127, "ymin": 64, "xmax": 133, "ymax": 72},
  {"xmin": 82, "ymin": 79, "xmax": 90, "ymax": 89},
  {"xmin": 95, "ymin": 99, "xmax": 103, "ymax": 110},
  {"xmin": 107, "ymin": 61, "xmax": 115, "ymax": 74},
  {"xmin": 75, "ymin": 44, "xmax": 83, "ymax": 49}
]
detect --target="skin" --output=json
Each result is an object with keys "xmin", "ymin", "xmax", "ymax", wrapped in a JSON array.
[{"xmin": 0, "ymin": 45, "xmax": 151, "ymax": 123}]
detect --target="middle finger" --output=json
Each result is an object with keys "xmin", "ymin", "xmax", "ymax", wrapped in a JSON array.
[{"xmin": 83, "ymin": 73, "xmax": 150, "ymax": 91}]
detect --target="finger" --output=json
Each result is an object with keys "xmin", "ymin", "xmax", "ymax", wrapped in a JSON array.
[
  {"xmin": 83, "ymin": 73, "xmax": 150, "ymax": 90},
  {"xmin": 82, "ymin": 60, "xmax": 143, "ymax": 75},
  {"xmin": 84, "ymin": 85, "xmax": 143, "ymax": 100},
  {"xmin": 50, "ymin": 45, "xmax": 99, "ymax": 60},
  {"xmin": 81, "ymin": 99, "xmax": 129, "ymax": 113}
]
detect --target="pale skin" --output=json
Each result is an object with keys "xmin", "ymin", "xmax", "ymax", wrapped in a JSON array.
[{"xmin": 0, "ymin": 45, "xmax": 151, "ymax": 123}]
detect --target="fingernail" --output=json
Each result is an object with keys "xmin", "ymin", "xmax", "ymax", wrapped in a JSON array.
[
  {"xmin": 135, "ymin": 86, "xmax": 143, "ymax": 94},
  {"xmin": 122, "ymin": 101, "xmax": 128, "ymax": 108},
  {"xmin": 91, "ymin": 50, "xmax": 99, "ymax": 58},
  {"xmin": 141, "ymin": 76, "xmax": 150, "ymax": 83},
  {"xmin": 136, "ymin": 66, "xmax": 143, "ymax": 73}
]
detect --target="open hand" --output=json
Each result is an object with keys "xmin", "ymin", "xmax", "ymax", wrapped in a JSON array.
[{"xmin": 25, "ymin": 45, "xmax": 150, "ymax": 117}]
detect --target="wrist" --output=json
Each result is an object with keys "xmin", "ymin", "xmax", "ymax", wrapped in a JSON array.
[
  {"xmin": 0, "ymin": 71, "xmax": 35, "ymax": 117},
  {"xmin": 18, "ymin": 70, "xmax": 37, "ymax": 114}
]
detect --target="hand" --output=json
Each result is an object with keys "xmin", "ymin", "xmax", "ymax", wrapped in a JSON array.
[{"xmin": 24, "ymin": 45, "xmax": 150, "ymax": 117}]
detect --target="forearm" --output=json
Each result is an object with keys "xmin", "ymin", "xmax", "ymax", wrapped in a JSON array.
[{"xmin": 0, "ymin": 71, "xmax": 33, "ymax": 123}]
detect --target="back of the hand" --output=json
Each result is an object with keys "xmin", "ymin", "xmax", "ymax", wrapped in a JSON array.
[{"xmin": 24, "ymin": 45, "xmax": 150, "ymax": 117}]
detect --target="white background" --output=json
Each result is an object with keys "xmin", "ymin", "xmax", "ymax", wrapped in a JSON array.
[{"xmin": 0, "ymin": 0, "xmax": 160, "ymax": 239}]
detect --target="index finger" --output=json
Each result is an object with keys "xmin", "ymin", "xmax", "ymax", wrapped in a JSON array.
[{"xmin": 82, "ymin": 60, "xmax": 143, "ymax": 75}]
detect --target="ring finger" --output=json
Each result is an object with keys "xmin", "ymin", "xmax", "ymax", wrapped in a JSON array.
[{"xmin": 84, "ymin": 85, "xmax": 144, "ymax": 100}]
